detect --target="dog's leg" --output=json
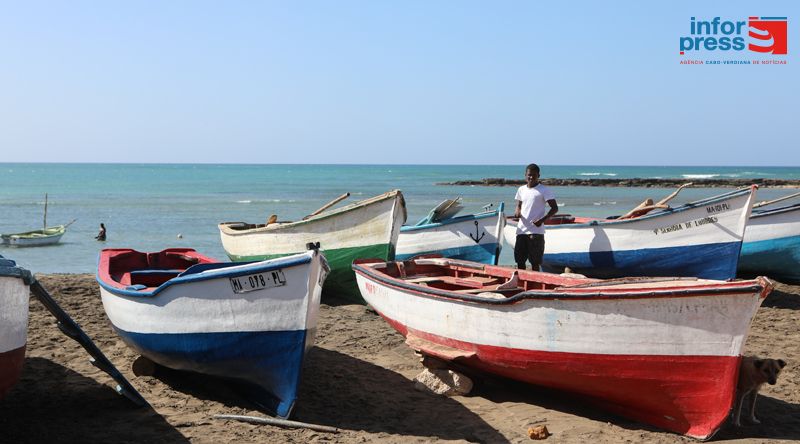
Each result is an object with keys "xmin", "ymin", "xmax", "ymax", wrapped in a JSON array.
[
  {"xmin": 747, "ymin": 391, "xmax": 761, "ymax": 424},
  {"xmin": 733, "ymin": 390, "xmax": 746, "ymax": 427}
]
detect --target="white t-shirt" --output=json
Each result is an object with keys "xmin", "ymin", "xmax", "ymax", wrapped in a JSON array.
[{"xmin": 515, "ymin": 183, "xmax": 555, "ymax": 235}]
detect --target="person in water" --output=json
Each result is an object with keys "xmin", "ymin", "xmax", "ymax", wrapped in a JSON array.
[{"xmin": 95, "ymin": 223, "xmax": 106, "ymax": 241}]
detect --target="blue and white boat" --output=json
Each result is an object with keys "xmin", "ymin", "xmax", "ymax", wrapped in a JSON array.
[
  {"xmin": 397, "ymin": 200, "xmax": 505, "ymax": 265},
  {"xmin": 738, "ymin": 197, "xmax": 800, "ymax": 282},
  {"xmin": 503, "ymin": 186, "xmax": 756, "ymax": 280},
  {"xmin": 97, "ymin": 247, "xmax": 328, "ymax": 418}
]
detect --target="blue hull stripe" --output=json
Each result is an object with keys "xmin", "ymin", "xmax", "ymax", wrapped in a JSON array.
[
  {"xmin": 543, "ymin": 241, "xmax": 742, "ymax": 280},
  {"xmin": 114, "ymin": 327, "xmax": 307, "ymax": 418},
  {"xmin": 396, "ymin": 242, "xmax": 499, "ymax": 264},
  {"xmin": 739, "ymin": 235, "xmax": 800, "ymax": 282}
]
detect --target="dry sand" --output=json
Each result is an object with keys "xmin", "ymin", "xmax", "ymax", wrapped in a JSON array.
[{"xmin": 1, "ymin": 274, "xmax": 799, "ymax": 443}]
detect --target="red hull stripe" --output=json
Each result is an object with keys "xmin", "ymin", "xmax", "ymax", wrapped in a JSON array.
[
  {"xmin": 0, "ymin": 345, "xmax": 26, "ymax": 400},
  {"xmin": 376, "ymin": 311, "xmax": 737, "ymax": 440}
]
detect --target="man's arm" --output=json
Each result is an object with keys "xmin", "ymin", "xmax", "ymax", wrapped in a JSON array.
[
  {"xmin": 513, "ymin": 200, "xmax": 522, "ymax": 219},
  {"xmin": 534, "ymin": 199, "xmax": 558, "ymax": 226}
]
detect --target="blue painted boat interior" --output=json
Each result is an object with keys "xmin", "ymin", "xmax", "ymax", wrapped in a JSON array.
[{"xmin": 0, "ymin": 255, "xmax": 33, "ymax": 283}]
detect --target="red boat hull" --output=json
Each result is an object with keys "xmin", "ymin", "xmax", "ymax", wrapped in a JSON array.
[
  {"xmin": 0, "ymin": 345, "xmax": 26, "ymax": 399},
  {"xmin": 379, "ymin": 312, "xmax": 738, "ymax": 439}
]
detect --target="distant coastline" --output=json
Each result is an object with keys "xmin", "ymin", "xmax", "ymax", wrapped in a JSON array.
[{"xmin": 439, "ymin": 178, "xmax": 800, "ymax": 188}]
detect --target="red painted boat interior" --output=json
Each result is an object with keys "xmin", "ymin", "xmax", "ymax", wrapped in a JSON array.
[
  {"xmin": 355, "ymin": 256, "xmax": 771, "ymax": 302},
  {"xmin": 366, "ymin": 258, "xmax": 593, "ymax": 295},
  {"xmin": 99, "ymin": 248, "xmax": 216, "ymax": 289}
]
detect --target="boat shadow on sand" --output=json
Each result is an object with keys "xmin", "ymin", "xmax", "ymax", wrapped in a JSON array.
[
  {"xmin": 151, "ymin": 347, "xmax": 508, "ymax": 442},
  {"xmin": 761, "ymin": 283, "xmax": 800, "ymax": 309},
  {"xmin": 0, "ymin": 357, "xmax": 188, "ymax": 443},
  {"xmin": 714, "ymin": 395, "xmax": 800, "ymax": 441},
  {"xmin": 295, "ymin": 347, "xmax": 508, "ymax": 442},
  {"xmin": 473, "ymin": 374, "xmax": 800, "ymax": 440}
]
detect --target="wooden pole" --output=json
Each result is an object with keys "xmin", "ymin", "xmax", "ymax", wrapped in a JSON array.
[
  {"xmin": 214, "ymin": 414, "xmax": 341, "ymax": 433},
  {"xmin": 753, "ymin": 191, "xmax": 800, "ymax": 209},
  {"xmin": 303, "ymin": 193, "xmax": 350, "ymax": 220}
]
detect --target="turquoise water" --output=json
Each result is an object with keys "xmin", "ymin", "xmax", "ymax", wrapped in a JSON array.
[{"xmin": 1, "ymin": 163, "xmax": 797, "ymax": 273}]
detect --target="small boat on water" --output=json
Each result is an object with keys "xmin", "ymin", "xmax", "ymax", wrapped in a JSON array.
[
  {"xmin": 1, "ymin": 224, "xmax": 69, "ymax": 247},
  {"xmin": 738, "ymin": 193, "xmax": 800, "ymax": 282},
  {"xmin": 353, "ymin": 255, "xmax": 773, "ymax": 439},
  {"xmin": 219, "ymin": 190, "xmax": 406, "ymax": 302},
  {"xmin": 397, "ymin": 199, "xmax": 506, "ymax": 265},
  {"xmin": 503, "ymin": 186, "xmax": 757, "ymax": 280},
  {"xmin": 0, "ymin": 255, "xmax": 32, "ymax": 399},
  {"xmin": 97, "ymin": 247, "xmax": 329, "ymax": 418},
  {"xmin": 1, "ymin": 194, "xmax": 74, "ymax": 247}
]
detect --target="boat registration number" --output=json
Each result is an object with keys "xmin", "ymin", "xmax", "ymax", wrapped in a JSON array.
[{"xmin": 230, "ymin": 270, "xmax": 286, "ymax": 293}]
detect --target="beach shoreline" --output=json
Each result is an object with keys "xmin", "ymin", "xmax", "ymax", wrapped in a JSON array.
[{"xmin": 1, "ymin": 273, "xmax": 798, "ymax": 443}]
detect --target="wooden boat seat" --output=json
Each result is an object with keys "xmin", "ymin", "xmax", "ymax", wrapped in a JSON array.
[
  {"xmin": 404, "ymin": 276, "xmax": 444, "ymax": 283},
  {"xmin": 453, "ymin": 286, "xmax": 523, "ymax": 295},
  {"xmin": 129, "ymin": 269, "xmax": 182, "ymax": 287},
  {"xmin": 403, "ymin": 275, "xmax": 502, "ymax": 288}
]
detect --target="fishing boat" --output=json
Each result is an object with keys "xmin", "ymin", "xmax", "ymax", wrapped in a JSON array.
[
  {"xmin": 1, "ymin": 225, "xmax": 68, "ymax": 247},
  {"xmin": 219, "ymin": 190, "xmax": 406, "ymax": 301},
  {"xmin": 738, "ymin": 196, "xmax": 800, "ymax": 282},
  {"xmin": 352, "ymin": 255, "xmax": 773, "ymax": 439},
  {"xmin": 97, "ymin": 247, "xmax": 329, "ymax": 418},
  {"xmin": 503, "ymin": 186, "xmax": 757, "ymax": 280},
  {"xmin": 0, "ymin": 255, "xmax": 32, "ymax": 399},
  {"xmin": 1, "ymin": 193, "xmax": 74, "ymax": 247},
  {"xmin": 397, "ymin": 200, "xmax": 506, "ymax": 265}
]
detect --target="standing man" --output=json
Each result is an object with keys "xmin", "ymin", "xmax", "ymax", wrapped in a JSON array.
[{"xmin": 513, "ymin": 164, "xmax": 558, "ymax": 270}]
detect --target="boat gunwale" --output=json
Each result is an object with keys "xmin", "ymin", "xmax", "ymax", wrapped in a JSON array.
[
  {"xmin": 97, "ymin": 249, "xmax": 315, "ymax": 298},
  {"xmin": 352, "ymin": 261, "xmax": 770, "ymax": 305},
  {"xmin": 540, "ymin": 186, "xmax": 756, "ymax": 230},
  {"xmin": 218, "ymin": 190, "xmax": 404, "ymax": 235},
  {"xmin": 401, "ymin": 206, "xmax": 503, "ymax": 233},
  {"xmin": 750, "ymin": 202, "xmax": 800, "ymax": 218},
  {"xmin": 1, "ymin": 225, "xmax": 67, "ymax": 239}
]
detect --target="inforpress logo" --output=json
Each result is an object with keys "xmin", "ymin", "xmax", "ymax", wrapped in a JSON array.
[
  {"xmin": 749, "ymin": 17, "xmax": 788, "ymax": 54},
  {"xmin": 679, "ymin": 16, "xmax": 788, "ymax": 55}
]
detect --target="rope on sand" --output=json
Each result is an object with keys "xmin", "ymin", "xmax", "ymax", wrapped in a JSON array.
[{"xmin": 213, "ymin": 414, "xmax": 341, "ymax": 434}]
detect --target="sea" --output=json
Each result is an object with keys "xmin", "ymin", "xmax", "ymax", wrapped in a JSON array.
[{"xmin": 2, "ymin": 163, "xmax": 798, "ymax": 274}]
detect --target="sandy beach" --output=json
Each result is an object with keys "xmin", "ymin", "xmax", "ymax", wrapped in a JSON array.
[{"xmin": 1, "ymin": 273, "xmax": 798, "ymax": 443}]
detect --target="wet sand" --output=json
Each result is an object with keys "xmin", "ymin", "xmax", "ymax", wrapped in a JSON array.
[{"xmin": 1, "ymin": 274, "xmax": 799, "ymax": 443}]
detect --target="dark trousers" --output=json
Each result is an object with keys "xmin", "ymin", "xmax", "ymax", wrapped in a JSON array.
[{"xmin": 515, "ymin": 233, "xmax": 545, "ymax": 270}]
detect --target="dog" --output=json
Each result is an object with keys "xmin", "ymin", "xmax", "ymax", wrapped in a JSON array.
[{"xmin": 733, "ymin": 356, "xmax": 786, "ymax": 427}]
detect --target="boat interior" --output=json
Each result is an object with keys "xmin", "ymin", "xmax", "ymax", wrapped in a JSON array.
[
  {"xmin": 363, "ymin": 256, "xmax": 717, "ymax": 298},
  {"xmin": 374, "ymin": 257, "xmax": 589, "ymax": 297},
  {"xmin": 105, "ymin": 249, "xmax": 220, "ymax": 288}
]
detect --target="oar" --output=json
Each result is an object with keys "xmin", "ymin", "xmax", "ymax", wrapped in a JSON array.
[
  {"xmin": 214, "ymin": 414, "xmax": 340, "ymax": 433},
  {"xmin": 303, "ymin": 193, "xmax": 350, "ymax": 220},
  {"xmin": 753, "ymin": 191, "xmax": 800, "ymax": 209},
  {"xmin": 28, "ymin": 279, "xmax": 149, "ymax": 408}
]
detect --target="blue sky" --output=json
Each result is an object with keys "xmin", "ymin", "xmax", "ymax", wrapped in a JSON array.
[{"xmin": 1, "ymin": 1, "xmax": 797, "ymax": 165}]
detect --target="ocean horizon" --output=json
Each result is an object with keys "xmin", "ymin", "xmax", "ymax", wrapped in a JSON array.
[{"xmin": 2, "ymin": 163, "xmax": 797, "ymax": 273}]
